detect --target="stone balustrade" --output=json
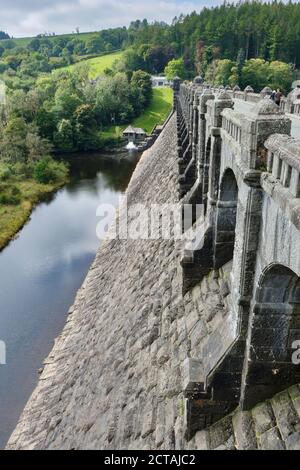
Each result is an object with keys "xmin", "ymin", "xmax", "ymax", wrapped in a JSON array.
[
  {"xmin": 265, "ymin": 134, "xmax": 300, "ymax": 196},
  {"xmin": 175, "ymin": 78, "xmax": 300, "ymax": 438},
  {"xmin": 222, "ymin": 111, "xmax": 242, "ymax": 144}
]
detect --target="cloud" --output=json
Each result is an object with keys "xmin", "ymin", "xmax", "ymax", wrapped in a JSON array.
[{"xmin": 0, "ymin": 0, "xmax": 223, "ymax": 37}]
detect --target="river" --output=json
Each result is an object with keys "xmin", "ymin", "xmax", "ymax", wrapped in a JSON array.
[{"xmin": 0, "ymin": 150, "xmax": 139, "ymax": 448}]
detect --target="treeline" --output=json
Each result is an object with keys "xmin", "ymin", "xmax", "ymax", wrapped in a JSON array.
[
  {"xmin": 124, "ymin": 2, "xmax": 300, "ymax": 71},
  {"xmin": 97, "ymin": 2, "xmax": 300, "ymax": 91},
  {"xmin": 2, "ymin": 1, "xmax": 300, "ymax": 90}
]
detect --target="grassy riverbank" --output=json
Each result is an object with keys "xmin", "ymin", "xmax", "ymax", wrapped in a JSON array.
[
  {"xmin": 0, "ymin": 179, "xmax": 67, "ymax": 251},
  {"xmin": 0, "ymin": 162, "xmax": 69, "ymax": 251}
]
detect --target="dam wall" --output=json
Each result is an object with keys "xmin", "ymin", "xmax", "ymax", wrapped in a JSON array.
[{"xmin": 7, "ymin": 81, "xmax": 300, "ymax": 450}]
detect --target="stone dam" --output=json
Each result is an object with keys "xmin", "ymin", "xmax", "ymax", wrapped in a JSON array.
[{"xmin": 6, "ymin": 81, "xmax": 300, "ymax": 450}]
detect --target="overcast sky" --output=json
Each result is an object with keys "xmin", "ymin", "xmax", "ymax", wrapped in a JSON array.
[{"xmin": 0, "ymin": 0, "xmax": 225, "ymax": 38}]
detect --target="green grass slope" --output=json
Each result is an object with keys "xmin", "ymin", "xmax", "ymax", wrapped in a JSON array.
[
  {"xmin": 57, "ymin": 51, "xmax": 123, "ymax": 78},
  {"xmin": 1, "ymin": 31, "xmax": 101, "ymax": 47},
  {"xmin": 102, "ymin": 87, "xmax": 173, "ymax": 139}
]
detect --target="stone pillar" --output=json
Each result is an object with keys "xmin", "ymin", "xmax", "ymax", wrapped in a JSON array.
[
  {"xmin": 260, "ymin": 86, "xmax": 272, "ymax": 99},
  {"xmin": 203, "ymin": 92, "xmax": 233, "ymax": 215},
  {"xmin": 192, "ymin": 94, "xmax": 200, "ymax": 163},
  {"xmin": 244, "ymin": 85, "xmax": 254, "ymax": 101},
  {"xmin": 197, "ymin": 90, "xmax": 215, "ymax": 196},
  {"xmin": 232, "ymin": 85, "xmax": 240, "ymax": 98},
  {"xmin": 172, "ymin": 76, "xmax": 181, "ymax": 111}
]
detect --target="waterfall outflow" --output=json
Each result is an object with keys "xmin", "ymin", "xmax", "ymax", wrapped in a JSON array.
[{"xmin": 126, "ymin": 141, "xmax": 137, "ymax": 150}]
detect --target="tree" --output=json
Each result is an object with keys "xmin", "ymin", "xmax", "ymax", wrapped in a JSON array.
[
  {"xmin": 0, "ymin": 31, "xmax": 10, "ymax": 40},
  {"xmin": 25, "ymin": 128, "xmax": 53, "ymax": 161},
  {"xmin": 54, "ymin": 119, "xmax": 74, "ymax": 151},
  {"xmin": 86, "ymin": 35, "xmax": 105, "ymax": 54},
  {"xmin": 204, "ymin": 60, "xmax": 218, "ymax": 84},
  {"xmin": 145, "ymin": 45, "xmax": 174, "ymax": 74},
  {"xmin": 117, "ymin": 49, "xmax": 144, "ymax": 74},
  {"xmin": 73, "ymin": 41, "xmax": 86, "ymax": 56},
  {"xmin": 74, "ymin": 104, "xmax": 100, "ymax": 150},
  {"xmin": 241, "ymin": 58, "xmax": 270, "ymax": 91},
  {"xmin": 28, "ymin": 38, "xmax": 41, "ymax": 52},
  {"xmin": 268, "ymin": 61, "xmax": 293, "ymax": 93},
  {"xmin": 53, "ymin": 86, "xmax": 82, "ymax": 120},
  {"xmin": 131, "ymin": 70, "xmax": 152, "ymax": 107},
  {"xmin": 236, "ymin": 49, "xmax": 245, "ymax": 86},
  {"xmin": 0, "ymin": 117, "xmax": 27, "ymax": 163},
  {"xmin": 214, "ymin": 59, "xmax": 236, "ymax": 86},
  {"xmin": 165, "ymin": 58, "xmax": 185, "ymax": 80},
  {"xmin": 195, "ymin": 40, "xmax": 206, "ymax": 75}
]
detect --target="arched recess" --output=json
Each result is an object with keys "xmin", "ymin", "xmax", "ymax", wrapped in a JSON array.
[
  {"xmin": 242, "ymin": 264, "xmax": 300, "ymax": 409},
  {"xmin": 214, "ymin": 168, "xmax": 238, "ymax": 268}
]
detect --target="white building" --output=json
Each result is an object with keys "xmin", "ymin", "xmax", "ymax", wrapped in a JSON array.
[{"xmin": 151, "ymin": 76, "xmax": 171, "ymax": 88}]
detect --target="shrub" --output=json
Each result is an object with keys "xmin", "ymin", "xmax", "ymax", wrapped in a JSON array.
[
  {"xmin": 0, "ymin": 166, "xmax": 12, "ymax": 181},
  {"xmin": 0, "ymin": 185, "xmax": 21, "ymax": 205},
  {"xmin": 33, "ymin": 156, "xmax": 68, "ymax": 184},
  {"xmin": 12, "ymin": 162, "xmax": 34, "ymax": 179}
]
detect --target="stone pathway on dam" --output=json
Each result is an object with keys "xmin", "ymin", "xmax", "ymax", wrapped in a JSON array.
[
  {"xmin": 234, "ymin": 98, "xmax": 300, "ymax": 140},
  {"xmin": 6, "ymin": 109, "xmax": 300, "ymax": 450}
]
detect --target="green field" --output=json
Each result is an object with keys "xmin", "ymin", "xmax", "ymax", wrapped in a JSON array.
[
  {"xmin": 1, "ymin": 31, "xmax": 101, "ymax": 47},
  {"xmin": 102, "ymin": 87, "xmax": 173, "ymax": 140},
  {"xmin": 56, "ymin": 51, "xmax": 123, "ymax": 78}
]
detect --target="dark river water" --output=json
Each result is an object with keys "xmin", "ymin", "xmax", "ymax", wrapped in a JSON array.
[{"xmin": 0, "ymin": 151, "xmax": 138, "ymax": 448}]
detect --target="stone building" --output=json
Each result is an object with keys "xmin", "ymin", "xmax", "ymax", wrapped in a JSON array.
[{"xmin": 123, "ymin": 125, "xmax": 147, "ymax": 144}]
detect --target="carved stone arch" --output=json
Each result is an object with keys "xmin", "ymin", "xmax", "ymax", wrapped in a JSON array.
[
  {"xmin": 241, "ymin": 263, "xmax": 300, "ymax": 409},
  {"xmin": 214, "ymin": 168, "xmax": 238, "ymax": 268}
]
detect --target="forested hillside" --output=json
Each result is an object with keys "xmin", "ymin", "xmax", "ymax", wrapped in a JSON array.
[
  {"xmin": 1, "ymin": 2, "xmax": 299, "ymax": 92},
  {"xmin": 116, "ymin": 2, "xmax": 300, "ymax": 91},
  {"xmin": 125, "ymin": 2, "xmax": 300, "ymax": 70}
]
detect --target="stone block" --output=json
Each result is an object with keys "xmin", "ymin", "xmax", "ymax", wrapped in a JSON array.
[
  {"xmin": 258, "ymin": 426, "xmax": 285, "ymax": 450},
  {"xmin": 232, "ymin": 410, "xmax": 257, "ymax": 450},
  {"xmin": 252, "ymin": 402, "xmax": 275, "ymax": 436},
  {"xmin": 182, "ymin": 358, "xmax": 205, "ymax": 395},
  {"xmin": 194, "ymin": 430, "xmax": 209, "ymax": 450}
]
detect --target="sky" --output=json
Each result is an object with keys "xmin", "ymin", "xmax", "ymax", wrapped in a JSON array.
[{"xmin": 0, "ymin": 0, "xmax": 225, "ymax": 38}]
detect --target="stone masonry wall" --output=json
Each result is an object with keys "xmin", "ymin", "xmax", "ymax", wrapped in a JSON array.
[
  {"xmin": 6, "ymin": 113, "xmax": 228, "ymax": 450},
  {"xmin": 7, "ymin": 113, "xmax": 300, "ymax": 450}
]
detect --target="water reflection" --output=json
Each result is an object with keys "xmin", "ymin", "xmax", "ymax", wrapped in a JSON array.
[{"xmin": 0, "ymin": 150, "xmax": 138, "ymax": 448}]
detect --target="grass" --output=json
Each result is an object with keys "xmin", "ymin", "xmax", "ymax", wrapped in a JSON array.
[
  {"xmin": 102, "ymin": 87, "xmax": 174, "ymax": 139},
  {"xmin": 55, "ymin": 51, "xmax": 123, "ymax": 79},
  {"xmin": 0, "ymin": 177, "xmax": 67, "ymax": 251},
  {"xmin": 1, "ymin": 31, "xmax": 102, "ymax": 47}
]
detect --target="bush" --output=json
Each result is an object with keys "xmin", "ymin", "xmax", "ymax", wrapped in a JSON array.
[
  {"xmin": 12, "ymin": 162, "xmax": 34, "ymax": 179},
  {"xmin": 0, "ymin": 166, "xmax": 12, "ymax": 181},
  {"xmin": 33, "ymin": 157, "xmax": 68, "ymax": 184},
  {"xmin": 0, "ymin": 185, "xmax": 21, "ymax": 205}
]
